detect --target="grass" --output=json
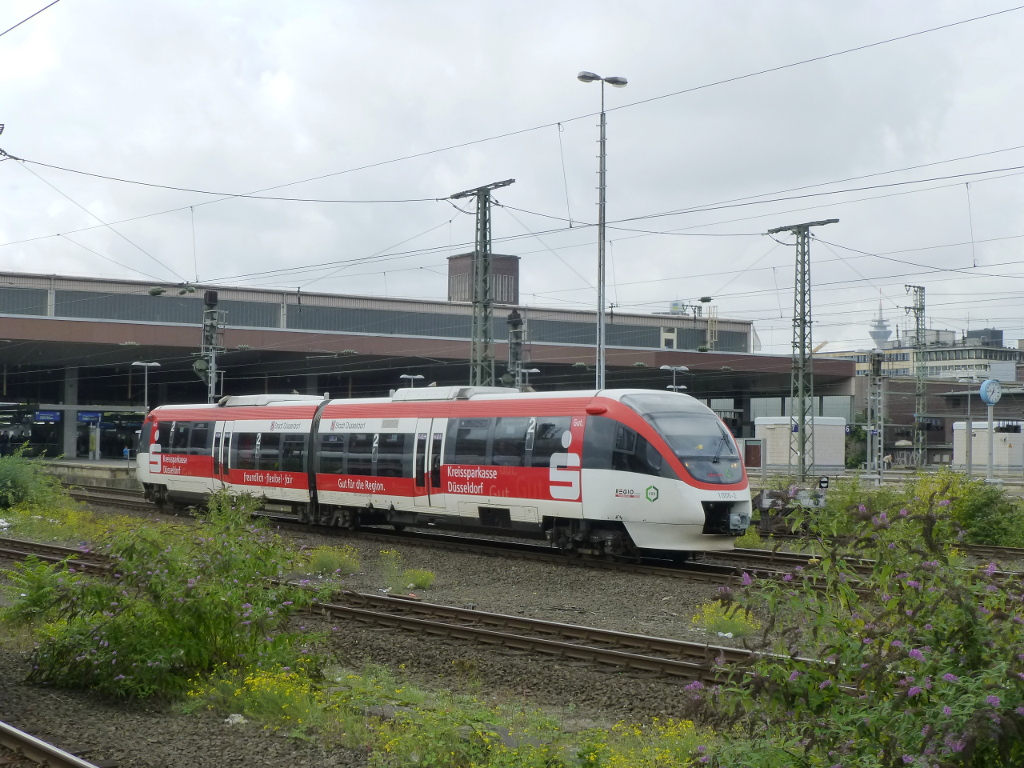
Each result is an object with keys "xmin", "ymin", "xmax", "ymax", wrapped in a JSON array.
[
  {"xmin": 378, "ymin": 548, "xmax": 436, "ymax": 591},
  {"xmin": 691, "ymin": 600, "xmax": 762, "ymax": 638},
  {"xmin": 305, "ymin": 545, "xmax": 361, "ymax": 576}
]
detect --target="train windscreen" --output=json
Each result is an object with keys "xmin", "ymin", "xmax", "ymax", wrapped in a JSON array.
[{"xmin": 621, "ymin": 393, "xmax": 743, "ymax": 485}]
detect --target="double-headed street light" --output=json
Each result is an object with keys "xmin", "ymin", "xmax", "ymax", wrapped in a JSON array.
[
  {"xmin": 400, "ymin": 373, "xmax": 425, "ymax": 388},
  {"xmin": 132, "ymin": 361, "xmax": 161, "ymax": 413},
  {"xmin": 578, "ymin": 70, "xmax": 627, "ymax": 391},
  {"xmin": 660, "ymin": 364, "xmax": 689, "ymax": 392}
]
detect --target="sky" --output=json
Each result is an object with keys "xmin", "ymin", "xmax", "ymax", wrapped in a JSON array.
[{"xmin": 2, "ymin": 0, "xmax": 1024, "ymax": 356}]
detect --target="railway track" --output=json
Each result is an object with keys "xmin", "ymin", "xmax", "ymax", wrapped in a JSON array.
[
  {"xmin": 0, "ymin": 537, "xmax": 110, "ymax": 574},
  {"xmin": 0, "ymin": 537, "xmax": 746, "ymax": 682},
  {"xmin": 322, "ymin": 590, "xmax": 746, "ymax": 681},
  {"xmin": 0, "ymin": 721, "xmax": 109, "ymax": 768},
  {"xmin": 61, "ymin": 484, "xmax": 1023, "ymax": 582},
  {"xmin": 759, "ymin": 530, "xmax": 1024, "ymax": 563}
]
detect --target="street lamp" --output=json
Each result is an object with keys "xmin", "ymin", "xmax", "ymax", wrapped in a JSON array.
[
  {"xmin": 399, "ymin": 374, "xmax": 424, "ymax": 388},
  {"xmin": 660, "ymin": 364, "xmax": 689, "ymax": 392},
  {"xmin": 578, "ymin": 70, "xmax": 627, "ymax": 391},
  {"xmin": 132, "ymin": 361, "xmax": 161, "ymax": 413},
  {"xmin": 957, "ymin": 376, "xmax": 979, "ymax": 477}
]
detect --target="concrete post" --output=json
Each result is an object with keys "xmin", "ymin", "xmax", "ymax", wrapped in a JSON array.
[{"xmin": 62, "ymin": 366, "xmax": 79, "ymax": 458}]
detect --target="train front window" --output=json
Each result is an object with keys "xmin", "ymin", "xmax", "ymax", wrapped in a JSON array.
[
  {"xmin": 647, "ymin": 414, "xmax": 741, "ymax": 484},
  {"xmin": 621, "ymin": 393, "xmax": 742, "ymax": 485}
]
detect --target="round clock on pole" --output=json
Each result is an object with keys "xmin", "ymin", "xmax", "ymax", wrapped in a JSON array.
[{"xmin": 980, "ymin": 379, "xmax": 1002, "ymax": 406}]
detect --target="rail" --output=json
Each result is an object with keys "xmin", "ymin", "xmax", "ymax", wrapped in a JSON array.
[{"xmin": 0, "ymin": 720, "xmax": 105, "ymax": 768}]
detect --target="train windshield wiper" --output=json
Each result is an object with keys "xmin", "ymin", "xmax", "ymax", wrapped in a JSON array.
[{"xmin": 711, "ymin": 433, "xmax": 729, "ymax": 464}]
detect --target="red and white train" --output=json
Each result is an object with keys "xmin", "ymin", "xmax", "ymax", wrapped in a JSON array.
[{"xmin": 136, "ymin": 386, "xmax": 752, "ymax": 556}]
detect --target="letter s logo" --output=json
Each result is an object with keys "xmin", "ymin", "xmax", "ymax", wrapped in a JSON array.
[
  {"xmin": 149, "ymin": 444, "xmax": 162, "ymax": 473},
  {"xmin": 549, "ymin": 430, "xmax": 581, "ymax": 501}
]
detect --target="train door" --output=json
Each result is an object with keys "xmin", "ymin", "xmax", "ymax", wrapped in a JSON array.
[
  {"xmin": 413, "ymin": 417, "xmax": 446, "ymax": 510},
  {"xmin": 216, "ymin": 422, "xmax": 233, "ymax": 487}
]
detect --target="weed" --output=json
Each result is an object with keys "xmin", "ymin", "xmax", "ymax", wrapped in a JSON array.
[
  {"xmin": 733, "ymin": 527, "xmax": 763, "ymax": 549},
  {"xmin": 306, "ymin": 545, "xmax": 360, "ymax": 576},
  {"xmin": 690, "ymin": 601, "xmax": 761, "ymax": 638},
  {"xmin": 401, "ymin": 568, "xmax": 435, "ymax": 589}
]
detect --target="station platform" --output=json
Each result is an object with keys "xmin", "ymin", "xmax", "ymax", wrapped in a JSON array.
[{"xmin": 42, "ymin": 457, "xmax": 142, "ymax": 491}]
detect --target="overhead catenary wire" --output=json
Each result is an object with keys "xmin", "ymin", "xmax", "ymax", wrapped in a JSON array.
[{"xmin": 0, "ymin": 0, "xmax": 61, "ymax": 40}]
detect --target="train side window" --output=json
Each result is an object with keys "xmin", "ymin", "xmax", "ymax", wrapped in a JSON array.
[
  {"xmin": 281, "ymin": 434, "xmax": 306, "ymax": 472},
  {"xmin": 451, "ymin": 418, "xmax": 492, "ymax": 465},
  {"xmin": 582, "ymin": 416, "xmax": 676, "ymax": 479},
  {"xmin": 257, "ymin": 432, "xmax": 281, "ymax": 471},
  {"xmin": 492, "ymin": 417, "xmax": 530, "ymax": 466},
  {"xmin": 189, "ymin": 422, "xmax": 212, "ymax": 456},
  {"xmin": 319, "ymin": 434, "xmax": 346, "ymax": 474},
  {"xmin": 582, "ymin": 416, "xmax": 615, "ymax": 469},
  {"xmin": 347, "ymin": 432, "xmax": 375, "ymax": 476},
  {"xmin": 529, "ymin": 417, "xmax": 571, "ymax": 467},
  {"xmin": 156, "ymin": 422, "xmax": 171, "ymax": 448},
  {"xmin": 169, "ymin": 422, "xmax": 191, "ymax": 454},
  {"xmin": 234, "ymin": 432, "xmax": 259, "ymax": 470},
  {"xmin": 213, "ymin": 432, "xmax": 222, "ymax": 473},
  {"xmin": 430, "ymin": 432, "xmax": 442, "ymax": 487},
  {"xmin": 415, "ymin": 433, "xmax": 427, "ymax": 487},
  {"xmin": 377, "ymin": 433, "xmax": 409, "ymax": 478}
]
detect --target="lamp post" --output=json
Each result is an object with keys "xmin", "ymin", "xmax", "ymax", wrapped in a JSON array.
[
  {"xmin": 578, "ymin": 70, "xmax": 627, "ymax": 391},
  {"xmin": 660, "ymin": 364, "xmax": 689, "ymax": 392},
  {"xmin": 131, "ymin": 361, "xmax": 160, "ymax": 413},
  {"xmin": 522, "ymin": 368, "xmax": 540, "ymax": 389},
  {"xmin": 957, "ymin": 377, "xmax": 978, "ymax": 477},
  {"xmin": 399, "ymin": 374, "xmax": 424, "ymax": 388}
]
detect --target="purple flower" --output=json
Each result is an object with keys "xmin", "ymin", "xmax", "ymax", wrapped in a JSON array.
[
  {"xmin": 819, "ymin": 680, "xmax": 832, "ymax": 689},
  {"xmin": 858, "ymin": 504, "xmax": 867, "ymax": 513},
  {"xmin": 986, "ymin": 695, "xmax": 1001, "ymax": 707},
  {"xmin": 891, "ymin": 640, "xmax": 904, "ymax": 648},
  {"xmin": 863, "ymin": 637, "xmax": 873, "ymax": 644},
  {"xmin": 741, "ymin": 572, "xmax": 754, "ymax": 586},
  {"xmin": 789, "ymin": 670, "xmax": 800, "ymax": 682},
  {"xmin": 685, "ymin": 680, "xmax": 704, "ymax": 691},
  {"xmin": 899, "ymin": 508, "xmax": 909, "ymax": 517},
  {"xmin": 908, "ymin": 648, "xmax": 925, "ymax": 661},
  {"xmin": 937, "ymin": 499, "xmax": 951, "ymax": 507},
  {"xmin": 943, "ymin": 706, "xmax": 952, "ymax": 716},
  {"xmin": 908, "ymin": 686, "xmax": 923, "ymax": 696},
  {"xmin": 1016, "ymin": 706, "xmax": 1024, "ymax": 715},
  {"xmin": 902, "ymin": 757, "xmax": 914, "ymax": 765},
  {"xmin": 984, "ymin": 563, "xmax": 998, "ymax": 575},
  {"xmin": 942, "ymin": 673, "xmax": 959, "ymax": 682},
  {"xmin": 783, "ymin": 573, "xmax": 793, "ymax": 582}
]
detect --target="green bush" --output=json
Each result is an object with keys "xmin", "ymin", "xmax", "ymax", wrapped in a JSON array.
[
  {"xmin": 707, "ymin": 481, "xmax": 1024, "ymax": 767},
  {"xmin": 3, "ymin": 490, "xmax": 328, "ymax": 698},
  {"xmin": 0, "ymin": 448, "xmax": 66, "ymax": 510}
]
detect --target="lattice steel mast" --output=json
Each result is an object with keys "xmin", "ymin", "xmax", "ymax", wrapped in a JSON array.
[
  {"xmin": 905, "ymin": 284, "xmax": 927, "ymax": 466},
  {"xmin": 450, "ymin": 179, "xmax": 515, "ymax": 387},
  {"xmin": 766, "ymin": 218, "xmax": 838, "ymax": 481}
]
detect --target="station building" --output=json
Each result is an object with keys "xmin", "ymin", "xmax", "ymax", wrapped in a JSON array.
[{"xmin": 0, "ymin": 270, "xmax": 855, "ymax": 459}]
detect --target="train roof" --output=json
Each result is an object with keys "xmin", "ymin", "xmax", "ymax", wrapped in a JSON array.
[{"xmin": 148, "ymin": 387, "xmax": 714, "ymax": 416}]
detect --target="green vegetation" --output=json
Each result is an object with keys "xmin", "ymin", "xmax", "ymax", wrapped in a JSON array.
[
  {"xmin": 305, "ymin": 544, "xmax": 361, "ymax": 576},
  {"xmin": 378, "ymin": 547, "xmax": 436, "ymax": 592},
  {"xmin": 3, "ymin": 453, "xmax": 1024, "ymax": 765},
  {"xmin": 0, "ymin": 447, "xmax": 66, "ymax": 510},
  {"xmin": 2, "ymin": 491, "xmax": 326, "ymax": 698},
  {"xmin": 705, "ymin": 477, "xmax": 1024, "ymax": 767},
  {"xmin": 690, "ymin": 601, "xmax": 761, "ymax": 639}
]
